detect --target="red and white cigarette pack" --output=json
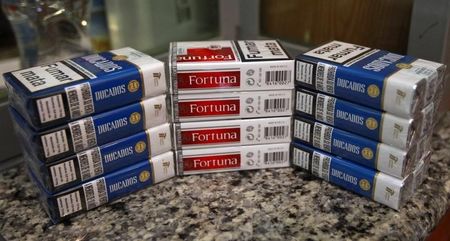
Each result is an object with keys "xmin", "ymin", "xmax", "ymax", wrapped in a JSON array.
[
  {"xmin": 169, "ymin": 40, "xmax": 294, "ymax": 94},
  {"xmin": 171, "ymin": 90, "xmax": 293, "ymax": 122},
  {"xmin": 176, "ymin": 143, "xmax": 290, "ymax": 175},
  {"xmin": 174, "ymin": 117, "xmax": 292, "ymax": 149}
]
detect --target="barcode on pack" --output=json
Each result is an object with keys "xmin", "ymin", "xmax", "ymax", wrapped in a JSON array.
[
  {"xmin": 264, "ymin": 151, "xmax": 288, "ymax": 164},
  {"xmin": 264, "ymin": 125, "xmax": 289, "ymax": 139},
  {"xmin": 315, "ymin": 94, "xmax": 336, "ymax": 124},
  {"xmin": 313, "ymin": 122, "xmax": 333, "ymax": 152},
  {"xmin": 65, "ymin": 82, "xmax": 95, "ymax": 119},
  {"xmin": 294, "ymin": 119, "xmax": 311, "ymax": 142},
  {"xmin": 77, "ymin": 147, "xmax": 103, "ymax": 181},
  {"xmin": 83, "ymin": 178, "xmax": 108, "ymax": 210},
  {"xmin": 296, "ymin": 61, "xmax": 313, "ymax": 84},
  {"xmin": 311, "ymin": 152, "xmax": 331, "ymax": 181},
  {"xmin": 264, "ymin": 98, "xmax": 290, "ymax": 112},
  {"xmin": 69, "ymin": 117, "xmax": 98, "ymax": 153},
  {"xmin": 316, "ymin": 62, "xmax": 336, "ymax": 94},
  {"xmin": 293, "ymin": 148, "xmax": 309, "ymax": 169},
  {"xmin": 265, "ymin": 70, "xmax": 292, "ymax": 85}
]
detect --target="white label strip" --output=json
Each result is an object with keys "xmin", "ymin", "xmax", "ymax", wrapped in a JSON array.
[
  {"xmin": 82, "ymin": 178, "xmax": 108, "ymax": 210},
  {"xmin": 57, "ymin": 191, "xmax": 83, "ymax": 218},
  {"xmin": 294, "ymin": 119, "xmax": 311, "ymax": 142},
  {"xmin": 77, "ymin": 147, "xmax": 103, "ymax": 181},
  {"xmin": 293, "ymin": 148, "xmax": 310, "ymax": 169},
  {"xmin": 65, "ymin": 82, "xmax": 95, "ymax": 119},
  {"xmin": 41, "ymin": 129, "xmax": 70, "ymax": 158},
  {"xmin": 69, "ymin": 117, "xmax": 98, "ymax": 153},
  {"xmin": 50, "ymin": 160, "xmax": 77, "ymax": 187},
  {"xmin": 37, "ymin": 94, "xmax": 66, "ymax": 124},
  {"xmin": 296, "ymin": 91, "xmax": 314, "ymax": 115}
]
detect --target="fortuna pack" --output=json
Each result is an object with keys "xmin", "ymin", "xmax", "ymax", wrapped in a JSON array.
[
  {"xmin": 27, "ymin": 123, "xmax": 172, "ymax": 193},
  {"xmin": 295, "ymin": 88, "xmax": 421, "ymax": 150},
  {"xmin": 293, "ymin": 116, "xmax": 417, "ymax": 178},
  {"xmin": 292, "ymin": 143, "xmax": 414, "ymax": 210},
  {"xmin": 171, "ymin": 90, "xmax": 293, "ymax": 122},
  {"xmin": 169, "ymin": 40, "xmax": 294, "ymax": 94},
  {"xmin": 295, "ymin": 40, "xmax": 446, "ymax": 118},
  {"xmin": 176, "ymin": 143, "xmax": 290, "ymax": 175},
  {"xmin": 174, "ymin": 117, "xmax": 291, "ymax": 150},
  {"xmin": 3, "ymin": 47, "xmax": 167, "ymax": 130},
  {"xmin": 11, "ymin": 95, "xmax": 168, "ymax": 163},
  {"xmin": 29, "ymin": 151, "xmax": 175, "ymax": 223}
]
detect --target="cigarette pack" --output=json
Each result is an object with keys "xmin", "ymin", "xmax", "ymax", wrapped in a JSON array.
[
  {"xmin": 295, "ymin": 88, "xmax": 420, "ymax": 150},
  {"xmin": 291, "ymin": 142, "xmax": 414, "ymax": 210},
  {"xmin": 27, "ymin": 123, "xmax": 172, "ymax": 193},
  {"xmin": 415, "ymin": 134, "xmax": 432, "ymax": 167},
  {"xmin": 169, "ymin": 40, "xmax": 294, "ymax": 94},
  {"xmin": 174, "ymin": 117, "xmax": 291, "ymax": 150},
  {"xmin": 3, "ymin": 47, "xmax": 166, "ymax": 130},
  {"xmin": 11, "ymin": 95, "xmax": 168, "ymax": 163},
  {"xmin": 171, "ymin": 90, "xmax": 293, "ymax": 122},
  {"xmin": 412, "ymin": 152, "xmax": 431, "ymax": 192},
  {"xmin": 295, "ymin": 40, "xmax": 446, "ymax": 118},
  {"xmin": 293, "ymin": 116, "xmax": 416, "ymax": 178},
  {"xmin": 30, "ymin": 151, "xmax": 175, "ymax": 223},
  {"xmin": 176, "ymin": 143, "xmax": 290, "ymax": 175},
  {"xmin": 419, "ymin": 102, "xmax": 435, "ymax": 136}
]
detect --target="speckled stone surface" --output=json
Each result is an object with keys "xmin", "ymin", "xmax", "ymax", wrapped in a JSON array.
[{"xmin": 1, "ymin": 113, "xmax": 449, "ymax": 241}]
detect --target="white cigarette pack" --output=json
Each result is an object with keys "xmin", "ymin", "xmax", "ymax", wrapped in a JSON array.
[
  {"xmin": 169, "ymin": 40, "xmax": 294, "ymax": 94},
  {"xmin": 171, "ymin": 90, "xmax": 293, "ymax": 122},
  {"xmin": 174, "ymin": 117, "xmax": 291, "ymax": 149}
]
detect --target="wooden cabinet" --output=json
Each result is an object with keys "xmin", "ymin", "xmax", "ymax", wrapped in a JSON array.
[{"xmin": 261, "ymin": 0, "xmax": 413, "ymax": 54}]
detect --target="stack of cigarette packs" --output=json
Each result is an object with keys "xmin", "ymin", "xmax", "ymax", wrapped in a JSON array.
[
  {"xmin": 169, "ymin": 40, "xmax": 294, "ymax": 175},
  {"xmin": 291, "ymin": 41, "xmax": 445, "ymax": 210},
  {"xmin": 3, "ymin": 48, "xmax": 175, "ymax": 223},
  {"xmin": 4, "ymin": 40, "xmax": 446, "ymax": 223}
]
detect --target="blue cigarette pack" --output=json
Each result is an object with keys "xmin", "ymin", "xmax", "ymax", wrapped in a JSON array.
[
  {"xmin": 293, "ymin": 116, "xmax": 416, "ymax": 178},
  {"xmin": 29, "ymin": 151, "xmax": 175, "ymax": 223},
  {"xmin": 3, "ymin": 47, "xmax": 167, "ymax": 130},
  {"xmin": 291, "ymin": 142, "xmax": 414, "ymax": 210},
  {"xmin": 295, "ymin": 88, "xmax": 420, "ymax": 150},
  {"xmin": 295, "ymin": 41, "xmax": 446, "ymax": 118},
  {"xmin": 27, "ymin": 123, "xmax": 172, "ymax": 193},
  {"xmin": 11, "ymin": 95, "xmax": 168, "ymax": 163}
]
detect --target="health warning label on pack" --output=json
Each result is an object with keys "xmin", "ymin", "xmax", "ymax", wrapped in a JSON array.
[
  {"xmin": 36, "ymin": 94, "xmax": 66, "ymax": 124},
  {"xmin": 12, "ymin": 62, "xmax": 85, "ymax": 92}
]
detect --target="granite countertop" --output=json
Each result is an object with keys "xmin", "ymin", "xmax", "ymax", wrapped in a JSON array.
[{"xmin": 1, "ymin": 113, "xmax": 449, "ymax": 241}]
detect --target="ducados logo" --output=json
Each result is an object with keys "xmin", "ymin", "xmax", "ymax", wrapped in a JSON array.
[
  {"xmin": 362, "ymin": 147, "xmax": 374, "ymax": 160},
  {"xmin": 129, "ymin": 112, "xmax": 141, "ymax": 124},
  {"xmin": 139, "ymin": 170, "xmax": 151, "ymax": 182},
  {"xmin": 365, "ymin": 117, "xmax": 378, "ymax": 130},
  {"xmin": 396, "ymin": 63, "xmax": 412, "ymax": 69},
  {"xmin": 367, "ymin": 84, "xmax": 380, "ymax": 98},
  {"xmin": 135, "ymin": 141, "xmax": 146, "ymax": 153},
  {"xmin": 359, "ymin": 179, "xmax": 371, "ymax": 191},
  {"xmin": 128, "ymin": 80, "xmax": 140, "ymax": 92}
]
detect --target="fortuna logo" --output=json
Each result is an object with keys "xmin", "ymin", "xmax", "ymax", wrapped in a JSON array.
[
  {"xmin": 183, "ymin": 153, "xmax": 241, "ymax": 171},
  {"xmin": 190, "ymin": 103, "xmax": 237, "ymax": 114},
  {"xmin": 181, "ymin": 127, "xmax": 240, "ymax": 145},
  {"xmin": 177, "ymin": 71, "xmax": 240, "ymax": 89},
  {"xmin": 178, "ymin": 99, "xmax": 240, "ymax": 117},
  {"xmin": 192, "ymin": 130, "xmax": 238, "ymax": 142},
  {"xmin": 189, "ymin": 74, "xmax": 237, "ymax": 86}
]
